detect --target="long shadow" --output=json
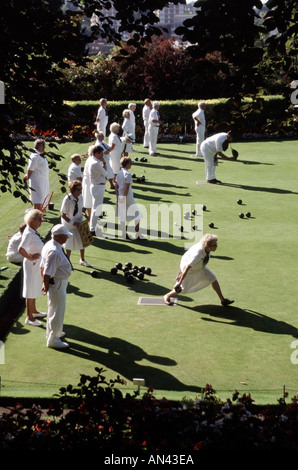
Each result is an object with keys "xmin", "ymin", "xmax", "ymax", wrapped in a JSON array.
[
  {"xmin": 133, "ymin": 161, "xmax": 191, "ymax": 171},
  {"xmin": 181, "ymin": 304, "xmax": 298, "ymax": 338},
  {"xmin": 63, "ymin": 325, "xmax": 203, "ymax": 393},
  {"xmin": 221, "ymin": 182, "xmax": 298, "ymax": 195},
  {"xmin": 237, "ymin": 159, "xmax": 274, "ymax": 166}
]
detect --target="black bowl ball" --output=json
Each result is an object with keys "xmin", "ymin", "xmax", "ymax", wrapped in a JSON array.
[
  {"xmin": 125, "ymin": 262, "xmax": 132, "ymax": 269},
  {"xmin": 111, "ymin": 267, "xmax": 117, "ymax": 275},
  {"xmin": 145, "ymin": 267, "xmax": 151, "ymax": 275},
  {"xmin": 209, "ymin": 222, "xmax": 214, "ymax": 228},
  {"xmin": 239, "ymin": 213, "xmax": 244, "ymax": 218},
  {"xmin": 90, "ymin": 271, "xmax": 98, "ymax": 278},
  {"xmin": 246, "ymin": 212, "xmax": 251, "ymax": 218},
  {"xmin": 139, "ymin": 266, "xmax": 145, "ymax": 272},
  {"xmin": 237, "ymin": 199, "xmax": 242, "ymax": 205},
  {"xmin": 137, "ymin": 272, "xmax": 144, "ymax": 280},
  {"xmin": 116, "ymin": 262, "xmax": 122, "ymax": 269}
]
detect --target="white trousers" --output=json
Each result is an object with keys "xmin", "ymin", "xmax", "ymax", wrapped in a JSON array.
[
  {"xmin": 143, "ymin": 120, "xmax": 149, "ymax": 147},
  {"xmin": 200, "ymin": 143, "xmax": 216, "ymax": 181},
  {"xmin": 148, "ymin": 125, "xmax": 159, "ymax": 155},
  {"xmin": 195, "ymin": 126, "xmax": 205, "ymax": 156},
  {"xmin": 46, "ymin": 278, "xmax": 68, "ymax": 345},
  {"xmin": 90, "ymin": 184, "xmax": 105, "ymax": 231}
]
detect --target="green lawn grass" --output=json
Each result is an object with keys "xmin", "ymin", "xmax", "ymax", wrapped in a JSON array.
[{"xmin": 1, "ymin": 139, "xmax": 298, "ymax": 404}]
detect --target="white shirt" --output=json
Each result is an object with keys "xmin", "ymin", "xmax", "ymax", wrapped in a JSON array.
[
  {"xmin": 41, "ymin": 239, "xmax": 72, "ymax": 280},
  {"xmin": 6, "ymin": 231, "xmax": 23, "ymax": 263},
  {"xmin": 89, "ymin": 156, "xmax": 107, "ymax": 185},
  {"xmin": 149, "ymin": 108, "xmax": 160, "ymax": 126},
  {"xmin": 202, "ymin": 132, "xmax": 228, "ymax": 155},
  {"xmin": 142, "ymin": 104, "xmax": 151, "ymax": 122},
  {"xmin": 122, "ymin": 117, "xmax": 135, "ymax": 140},
  {"xmin": 60, "ymin": 194, "xmax": 83, "ymax": 225},
  {"xmin": 192, "ymin": 108, "xmax": 206, "ymax": 128},
  {"xmin": 96, "ymin": 106, "xmax": 108, "ymax": 130},
  {"xmin": 18, "ymin": 225, "xmax": 44, "ymax": 258},
  {"xmin": 67, "ymin": 162, "xmax": 82, "ymax": 183}
]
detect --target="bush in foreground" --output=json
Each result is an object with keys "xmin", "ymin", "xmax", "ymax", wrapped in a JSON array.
[{"xmin": 1, "ymin": 368, "xmax": 298, "ymax": 451}]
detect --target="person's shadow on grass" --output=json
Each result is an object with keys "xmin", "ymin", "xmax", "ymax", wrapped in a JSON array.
[
  {"xmin": 181, "ymin": 304, "xmax": 298, "ymax": 338},
  {"xmin": 62, "ymin": 325, "xmax": 203, "ymax": 394}
]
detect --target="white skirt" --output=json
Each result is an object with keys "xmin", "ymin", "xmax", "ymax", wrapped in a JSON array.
[
  {"xmin": 181, "ymin": 266, "xmax": 216, "ymax": 294},
  {"xmin": 22, "ymin": 258, "xmax": 42, "ymax": 298}
]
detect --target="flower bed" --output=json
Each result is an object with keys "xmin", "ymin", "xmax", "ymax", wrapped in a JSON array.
[{"xmin": 1, "ymin": 369, "xmax": 298, "ymax": 451}]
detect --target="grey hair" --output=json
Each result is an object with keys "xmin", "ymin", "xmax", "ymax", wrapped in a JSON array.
[
  {"xmin": 110, "ymin": 122, "xmax": 120, "ymax": 133},
  {"xmin": 34, "ymin": 139, "xmax": 45, "ymax": 150},
  {"xmin": 201, "ymin": 233, "xmax": 218, "ymax": 250},
  {"xmin": 24, "ymin": 209, "xmax": 43, "ymax": 225}
]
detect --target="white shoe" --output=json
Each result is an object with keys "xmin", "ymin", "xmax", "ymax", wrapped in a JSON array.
[
  {"xmin": 79, "ymin": 259, "xmax": 91, "ymax": 267},
  {"xmin": 33, "ymin": 312, "xmax": 47, "ymax": 318},
  {"xmin": 25, "ymin": 318, "xmax": 42, "ymax": 327},
  {"xmin": 47, "ymin": 338, "xmax": 69, "ymax": 349}
]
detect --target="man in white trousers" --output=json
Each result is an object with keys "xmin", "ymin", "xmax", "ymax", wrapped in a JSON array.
[
  {"xmin": 89, "ymin": 146, "xmax": 107, "ymax": 235},
  {"xmin": 41, "ymin": 224, "xmax": 73, "ymax": 349},
  {"xmin": 148, "ymin": 101, "xmax": 162, "ymax": 156},
  {"xmin": 192, "ymin": 102, "xmax": 206, "ymax": 157},
  {"xmin": 142, "ymin": 98, "xmax": 152, "ymax": 148},
  {"xmin": 200, "ymin": 131, "xmax": 236, "ymax": 184},
  {"xmin": 95, "ymin": 98, "xmax": 109, "ymax": 137}
]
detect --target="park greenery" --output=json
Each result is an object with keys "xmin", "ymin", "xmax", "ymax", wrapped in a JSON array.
[{"xmin": 0, "ymin": 0, "xmax": 297, "ymax": 201}]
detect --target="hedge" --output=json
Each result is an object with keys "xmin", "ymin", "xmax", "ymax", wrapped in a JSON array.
[{"xmin": 63, "ymin": 96, "xmax": 293, "ymax": 142}]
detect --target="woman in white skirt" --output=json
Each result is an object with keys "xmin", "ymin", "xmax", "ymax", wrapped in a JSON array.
[
  {"xmin": 163, "ymin": 234, "xmax": 234, "ymax": 306},
  {"xmin": 115, "ymin": 156, "xmax": 143, "ymax": 240},
  {"xmin": 122, "ymin": 109, "xmax": 134, "ymax": 156},
  {"xmin": 18, "ymin": 209, "xmax": 46, "ymax": 326},
  {"xmin": 108, "ymin": 122, "xmax": 123, "ymax": 180},
  {"xmin": 61, "ymin": 180, "xmax": 90, "ymax": 267}
]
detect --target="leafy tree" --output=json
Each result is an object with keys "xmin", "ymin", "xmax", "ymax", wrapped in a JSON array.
[{"xmin": 0, "ymin": 0, "xmax": 183, "ymax": 200}]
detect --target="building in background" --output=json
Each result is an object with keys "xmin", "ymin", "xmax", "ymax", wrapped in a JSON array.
[{"xmin": 88, "ymin": 2, "xmax": 196, "ymax": 55}]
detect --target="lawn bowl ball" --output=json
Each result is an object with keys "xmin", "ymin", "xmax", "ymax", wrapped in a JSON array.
[
  {"xmin": 125, "ymin": 262, "xmax": 132, "ymax": 269},
  {"xmin": 192, "ymin": 209, "xmax": 197, "ymax": 215},
  {"xmin": 137, "ymin": 272, "xmax": 144, "ymax": 280},
  {"xmin": 239, "ymin": 213, "xmax": 244, "ymax": 219},
  {"xmin": 132, "ymin": 268, "xmax": 138, "ymax": 277},
  {"xmin": 246, "ymin": 212, "xmax": 251, "ymax": 218},
  {"xmin": 126, "ymin": 274, "xmax": 134, "ymax": 283},
  {"xmin": 132, "ymin": 174, "xmax": 136, "ymax": 178},
  {"xmin": 111, "ymin": 267, "xmax": 117, "ymax": 275},
  {"xmin": 140, "ymin": 157, "xmax": 145, "ymax": 162},
  {"xmin": 134, "ymin": 157, "xmax": 138, "ymax": 161},
  {"xmin": 140, "ymin": 175, "xmax": 145, "ymax": 182},
  {"xmin": 179, "ymin": 225, "xmax": 184, "ymax": 232},
  {"xmin": 192, "ymin": 225, "xmax": 198, "ymax": 230},
  {"xmin": 237, "ymin": 199, "xmax": 242, "ymax": 205},
  {"xmin": 209, "ymin": 222, "xmax": 214, "ymax": 228},
  {"xmin": 184, "ymin": 212, "xmax": 190, "ymax": 219},
  {"xmin": 116, "ymin": 262, "xmax": 122, "ymax": 269},
  {"xmin": 139, "ymin": 266, "xmax": 145, "ymax": 273},
  {"xmin": 123, "ymin": 266, "xmax": 130, "ymax": 273},
  {"xmin": 90, "ymin": 271, "xmax": 98, "ymax": 278},
  {"xmin": 202, "ymin": 205, "xmax": 207, "ymax": 211},
  {"xmin": 145, "ymin": 267, "xmax": 152, "ymax": 275}
]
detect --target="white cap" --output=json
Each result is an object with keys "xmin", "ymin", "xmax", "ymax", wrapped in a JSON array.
[
  {"xmin": 153, "ymin": 101, "xmax": 160, "ymax": 107},
  {"xmin": 51, "ymin": 224, "xmax": 72, "ymax": 237}
]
